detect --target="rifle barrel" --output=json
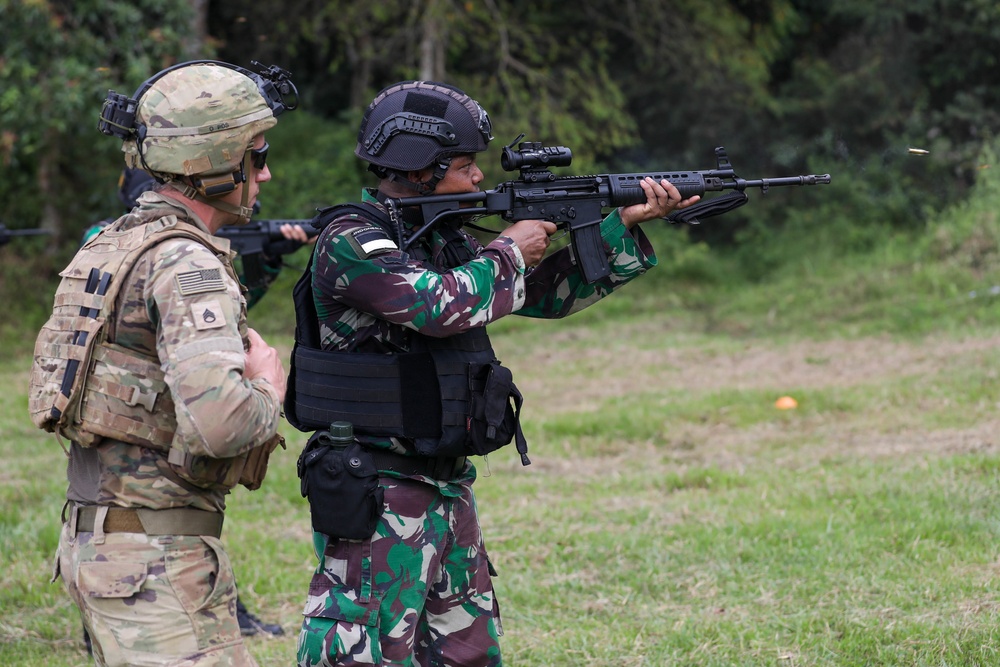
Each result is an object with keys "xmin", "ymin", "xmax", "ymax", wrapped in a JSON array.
[
  {"xmin": 738, "ymin": 174, "xmax": 832, "ymax": 189},
  {"xmin": 0, "ymin": 226, "xmax": 51, "ymax": 246}
]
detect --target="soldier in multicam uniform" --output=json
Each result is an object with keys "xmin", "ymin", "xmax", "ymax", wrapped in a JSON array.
[
  {"xmin": 76, "ymin": 169, "xmax": 291, "ymax": 655},
  {"xmin": 84, "ymin": 168, "xmax": 312, "ymax": 313},
  {"xmin": 29, "ymin": 61, "xmax": 297, "ymax": 666},
  {"xmin": 287, "ymin": 81, "xmax": 699, "ymax": 666}
]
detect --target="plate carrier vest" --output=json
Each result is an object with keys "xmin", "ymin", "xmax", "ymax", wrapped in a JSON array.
[
  {"xmin": 284, "ymin": 204, "xmax": 530, "ymax": 464},
  {"xmin": 29, "ymin": 215, "xmax": 278, "ymax": 490}
]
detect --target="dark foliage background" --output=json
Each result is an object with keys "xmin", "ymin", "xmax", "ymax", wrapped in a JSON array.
[{"xmin": 2, "ymin": 0, "xmax": 999, "ymax": 330}]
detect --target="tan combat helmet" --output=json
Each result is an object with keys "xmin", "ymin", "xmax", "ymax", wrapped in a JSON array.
[{"xmin": 98, "ymin": 60, "xmax": 298, "ymax": 222}]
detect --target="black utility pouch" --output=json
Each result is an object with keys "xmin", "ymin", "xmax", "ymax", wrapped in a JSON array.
[
  {"xmin": 468, "ymin": 361, "xmax": 523, "ymax": 456},
  {"xmin": 297, "ymin": 431, "xmax": 384, "ymax": 540}
]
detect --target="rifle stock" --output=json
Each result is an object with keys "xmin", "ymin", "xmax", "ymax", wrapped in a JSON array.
[{"xmin": 387, "ymin": 143, "xmax": 832, "ymax": 283}]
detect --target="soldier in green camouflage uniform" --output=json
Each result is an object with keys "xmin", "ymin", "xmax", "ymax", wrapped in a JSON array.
[
  {"xmin": 289, "ymin": 81, "xmax": 699, "ymax": 666},
  {"xmin": 30, "ymin": 61, "xmax": 297, "ymax": 666}
]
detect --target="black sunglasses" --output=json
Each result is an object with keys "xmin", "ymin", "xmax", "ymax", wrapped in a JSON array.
[{"xmin": 249, "ymin": 141, "xmax": 269, "ymax": 170}]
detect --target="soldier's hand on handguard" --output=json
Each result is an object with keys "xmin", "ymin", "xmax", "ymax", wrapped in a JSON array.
[
  {"xmin": 501, "ymin": 219, "xmax": 558, "ymax": 268},
  {"xmin": 244, "ymin": 328, "xmax": 287, "ymax": 401},
  {"xmin": 279, "ymin": 223, "xmax": 316, "ymax": 245},
  {"xmin": 620, "ymin": 177, "xmax": 700, "ymax": 230}
]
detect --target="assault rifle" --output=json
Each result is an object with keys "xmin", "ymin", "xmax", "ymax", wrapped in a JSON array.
[
  {"xmin": 385, "ymin": 139, "xmax": 832, "ymax": 283},
  {"xmin": 0, "ymin": 224, "xmax": 51, "ymax": 246},
  {"xmin": 216, "ymin": 218, "xmax": 318, "ymax": 256},
  {"xmin": 216, "ymin": 218, "xmax": 318, "ymax": 291}
]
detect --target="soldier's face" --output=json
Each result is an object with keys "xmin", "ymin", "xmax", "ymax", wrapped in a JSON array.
[
  {"xmin": 223, "ymin": 134, "xmax": 271, "ymax": 211},
  {"xmin": 433, "ymin": 154, "xmax": 483, "ymax": 195}
]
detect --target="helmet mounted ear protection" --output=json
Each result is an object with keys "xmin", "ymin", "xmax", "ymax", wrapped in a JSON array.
[{"xmin": 97, "ymin": 61, "xmax": 297, "ymax": 219}]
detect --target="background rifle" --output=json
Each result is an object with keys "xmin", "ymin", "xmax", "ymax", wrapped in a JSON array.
[
  {"xmin": 216, "ymin": 218, "xmax": 318, "ymax": 291},
  {"xmin": 0, "ymin": 224, "xmax": 51, "ymax": 247},
  {"xmin": 216, "ymin": 218, "xmax": 318, "ymax": 256},
  {"xmin": 386, "ymin": 140, "xmax": 832, "ymax": 284}
]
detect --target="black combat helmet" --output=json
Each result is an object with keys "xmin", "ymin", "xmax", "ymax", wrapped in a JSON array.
[
  {"xmin": 355, "ymin": 81, "xmax": 493, "ymax": 193},
  {"xmin": 117, "ymin": 167, "xmax": 159, "ymax": 210}
]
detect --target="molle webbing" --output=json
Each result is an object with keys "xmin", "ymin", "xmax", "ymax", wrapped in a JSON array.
[
  {"xmin": 76, "ymin": 343, "xmax": 176, "ymax": 450},
  {"xmin": 291, "ymin": 328, "xmax": 494, "ymax": 437},
  {"xmin": 29, "ymin": 217, "xmax": 231, "ymax": 450},
  {"xmin": 292, "ymin": 347, "xmax": 435, "ymax": 434}
]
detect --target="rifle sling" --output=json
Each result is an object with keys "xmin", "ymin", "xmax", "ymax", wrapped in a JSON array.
[{"xmin": 666, "ymin": 191, "xmax": 749, "ymax": 225}]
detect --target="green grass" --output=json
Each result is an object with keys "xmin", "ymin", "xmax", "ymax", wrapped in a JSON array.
[
  {"xmin": 6, "ymin": 149, "xmax": 1000, "ymax": 665},
  {"xmin": 7, "ymin": 289, "xmax": 1000, "ymax": 665}
]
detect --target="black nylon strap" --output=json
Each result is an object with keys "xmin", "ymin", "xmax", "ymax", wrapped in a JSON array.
[
  {"xmin": 295, "ymin": 347, "xmax": 402, "ymax": 378},
  {"xmin": 665, "ymin": 191, "xmax": 749, "ymax": 224},
  {"xmin": 367, "ymin": 449, "xmax": 466, "ymax": 480}
]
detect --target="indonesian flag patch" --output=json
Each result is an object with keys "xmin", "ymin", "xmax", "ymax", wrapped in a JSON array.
[{"xmin": 347, "ymin": 226, "xmax": 398, "ymax": 258}]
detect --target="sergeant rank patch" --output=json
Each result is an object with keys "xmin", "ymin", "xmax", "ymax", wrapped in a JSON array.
[
  {"xmin": 176, "ymin": 268, "xmax": 226, "ymax": 296},
  {"xmin": 347, "ymin": 226, "xmax": 397, "ymax": 259},
  {"xmin": 191, "ymin": 299, "xmax": 226, "ymax": 330}
]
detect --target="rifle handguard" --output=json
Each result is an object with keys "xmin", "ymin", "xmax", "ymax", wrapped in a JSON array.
[{"xmin": 665, "ymin": 191, "xmax": 749, "ymax": 225}]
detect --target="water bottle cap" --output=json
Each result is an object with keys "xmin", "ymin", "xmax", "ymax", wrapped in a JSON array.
[{"xmin": 328, "ymin": 421, "xmax": 354, "ymax": 443}]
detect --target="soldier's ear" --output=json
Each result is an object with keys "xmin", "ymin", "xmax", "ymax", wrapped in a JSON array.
[{"xmin": 407, "ymin": 168, "xmax": 433, "ymax": 184}]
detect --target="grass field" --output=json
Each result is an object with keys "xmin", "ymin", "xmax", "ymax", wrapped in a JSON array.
[{"xmin": 4, "ymin": 228, "xmax": 1000, "ymax": 665}]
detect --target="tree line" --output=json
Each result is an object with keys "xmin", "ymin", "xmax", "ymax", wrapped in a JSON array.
[{"xmin": 2, "ymin": 0, "xmax": 999, "ymax": 261}]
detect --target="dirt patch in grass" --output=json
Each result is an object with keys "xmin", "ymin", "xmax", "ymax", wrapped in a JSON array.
[
  {"xmin": 505, "ymin": 331, "xmax": 1000, "ymax": 415},
  {"xmin": 498, "ymin": 329, "xmax": 1000, "ymax": 469}
]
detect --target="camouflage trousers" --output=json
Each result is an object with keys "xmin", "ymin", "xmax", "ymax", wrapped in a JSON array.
[
  {"xmin": 297, "ymin": 476, "xmax": 502, "ymax": 666},
  {"xmin": 56, "ymin": 517, "xmax": 256, "ymax": 666}
]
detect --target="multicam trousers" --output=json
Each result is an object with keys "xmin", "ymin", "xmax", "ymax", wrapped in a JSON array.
[
  {"xmin": 297, "ymin": 476, "xmax": 502, "ymax": 667},
  {"xmin": 56, "ymin": 519, "xmax": 255, "ymax": 667}
]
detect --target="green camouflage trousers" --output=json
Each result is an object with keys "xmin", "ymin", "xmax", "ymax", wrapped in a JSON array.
[
  {"xmin": 297, "ymin": 476, "xmax": 502, "ymax": 666},
  {"xmin": 56, "ymin": 518, "xmax": 256, "ymax": 666}
]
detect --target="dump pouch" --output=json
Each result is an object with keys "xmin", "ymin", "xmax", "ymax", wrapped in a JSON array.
[{"xmin": 239, "ymin": 432, "xmax": 286, "ymax": 491}]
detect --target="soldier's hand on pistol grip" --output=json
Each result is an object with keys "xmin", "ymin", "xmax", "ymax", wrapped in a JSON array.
[{"xmin": 500, "ymin": 219, "xmax": 558, "ymax": 268}]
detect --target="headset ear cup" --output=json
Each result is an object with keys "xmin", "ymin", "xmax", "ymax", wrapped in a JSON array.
[{"xmin": 192, "ymin": 173, "xmax": 238, "ymax": 197}]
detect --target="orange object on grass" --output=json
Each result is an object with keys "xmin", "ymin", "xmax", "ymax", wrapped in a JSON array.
[{"xmin": 775, "ymin": 396, "xmax": 798, "ymax": 410}]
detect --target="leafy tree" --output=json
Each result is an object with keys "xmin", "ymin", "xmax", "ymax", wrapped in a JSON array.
[
  {"xmin": 590, "ymin": 0, "xmax": 799, "ymax": 168},
  {"xmin": 0, "ymin": 0, "xmax": 197, "ymax": 246},
  {"xmin": 210, "ymin": 0, "xmax": 640, "ymax": 173}
]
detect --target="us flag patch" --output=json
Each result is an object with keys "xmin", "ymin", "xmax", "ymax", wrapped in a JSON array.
[
  {"xmin": 348, "ymin": 226, "xmax": 397, "ymax": 258},
  {"xmin": 176, "ymin": 268, "xmax": 226, "ymax": 296}
]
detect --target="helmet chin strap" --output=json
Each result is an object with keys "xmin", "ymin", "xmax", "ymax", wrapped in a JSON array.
[
  {"xmin": 167, "ymin": 152, "xmax": 255, "ymax": 224},
  {"xmin": 382, "ymin": 157, "xmax": 453, "ymax": 195}
]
